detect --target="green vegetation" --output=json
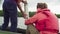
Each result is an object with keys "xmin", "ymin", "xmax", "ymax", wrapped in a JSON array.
[
  {"xmin": 0, "ymin": 10, "xmax": 23, "ymax": 17},
  {"xmin": 29, "ymin": 12, "xmax": 36, "ymax": 17},
  {"xmin": 0, "ymin": 10, "xmax": 60, "ymax": 18},
  {"xmin": 56, "ymin": 14, "xmax": 60, "ymax": 18},
  {"xmin": 0, "ymin": 30, "xmax": 20, "ymax": 34},
  {"xmin": 0, "ymin": 10, "xmax": 36, "ymax": 17},
  {"xmin": 0, "ymin": 10, "xmax": 3, "ymax": 16}
]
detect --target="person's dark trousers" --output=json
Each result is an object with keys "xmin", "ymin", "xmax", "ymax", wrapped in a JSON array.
[{"xmin": 1, "ymin": 1, "xmax": 18, "ymax": 32}]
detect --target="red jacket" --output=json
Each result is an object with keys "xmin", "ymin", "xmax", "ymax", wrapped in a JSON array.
[{"xmin": 25, "ymin": 8, "xmax": 59, "ymax": 33}]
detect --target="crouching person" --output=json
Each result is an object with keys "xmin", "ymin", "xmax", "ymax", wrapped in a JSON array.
[{"xmin": 25, "ymin": 3, "xmax": 59, "ymax": 34}]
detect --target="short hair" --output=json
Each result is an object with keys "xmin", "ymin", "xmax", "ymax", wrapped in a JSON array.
[{"xmin": 37, "ymin": 3, "xmax": 48, "ymax": 9}]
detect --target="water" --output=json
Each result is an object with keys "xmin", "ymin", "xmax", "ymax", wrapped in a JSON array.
[{"xmin": 0, "ymin": 17, "xmax": 60, "ymax": 33}]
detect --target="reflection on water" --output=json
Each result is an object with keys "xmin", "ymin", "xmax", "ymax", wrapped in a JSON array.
[{"xmin": 0, "ymin": 17, "xmax": 60, "ymax": 33}]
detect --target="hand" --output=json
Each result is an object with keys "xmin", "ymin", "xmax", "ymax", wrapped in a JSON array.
[{"xmin": 23, "ymin": 12, "xmax": 27, "ymax": 19}]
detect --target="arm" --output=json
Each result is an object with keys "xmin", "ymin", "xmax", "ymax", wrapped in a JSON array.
[
  {"xmin": 17, "ymin": 0, "xmax": 27, "ymax": 18},
  {"xmin": 25, "ymin": 14, "xmax": 38, "ymax": 25},
  {"xmin": 17, "ymin": 0, "xmax": 23, "ymax": 12},
  {"xmin": 25, "ymin": 13, "xmax": 47, "ymax": 25}
]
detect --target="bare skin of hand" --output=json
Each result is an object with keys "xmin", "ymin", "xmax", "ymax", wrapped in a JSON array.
[{"xmin": 23, "ymin": 12, "xmax": 27, "ymax": 19}]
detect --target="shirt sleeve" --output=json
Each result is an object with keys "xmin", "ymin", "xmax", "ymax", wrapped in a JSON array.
[
  {"xmin": 25, "ymin": 13, "xmax": 47, "ymax": 25},
  {"xmin": 25, "ymin": 14, "xmax": 38, "ymax": 25}
]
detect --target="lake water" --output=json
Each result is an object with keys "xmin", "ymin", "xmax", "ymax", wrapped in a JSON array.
[{"xmin": 0, "ymin": 17, "xmax": 60, "ymax": 33}]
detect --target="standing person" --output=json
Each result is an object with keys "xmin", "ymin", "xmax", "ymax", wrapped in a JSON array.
[
  {"xmin": 2, "ymin": 0, "xmax": 27, "ymax": 32},
  {"xmin": 25, "ymin": 3, "xmax": 59, "ymax": 34}
]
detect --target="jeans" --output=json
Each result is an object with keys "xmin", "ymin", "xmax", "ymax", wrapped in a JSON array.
[{"xmin": 2, "ymin": 1, "xmax": 18, "ymax": 32}]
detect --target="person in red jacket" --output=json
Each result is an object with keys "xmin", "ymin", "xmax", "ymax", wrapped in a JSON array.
[{"xmin": 25, "ymin": 3, "xmax": 59, "ymax": 34}]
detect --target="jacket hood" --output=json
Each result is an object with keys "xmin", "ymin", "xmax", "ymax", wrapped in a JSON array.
[
  {"xmin": 37, "ymin": 8, "xmax": 50, "ymax": 16},
  {"xmin": 37, "ymin": 8, "xmax": 50, "ymax": 13}
]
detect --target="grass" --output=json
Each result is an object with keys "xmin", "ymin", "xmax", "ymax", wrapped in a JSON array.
[{"xmin": 0, "ymin": 30, "xmax": 21, "ymax": 34}]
